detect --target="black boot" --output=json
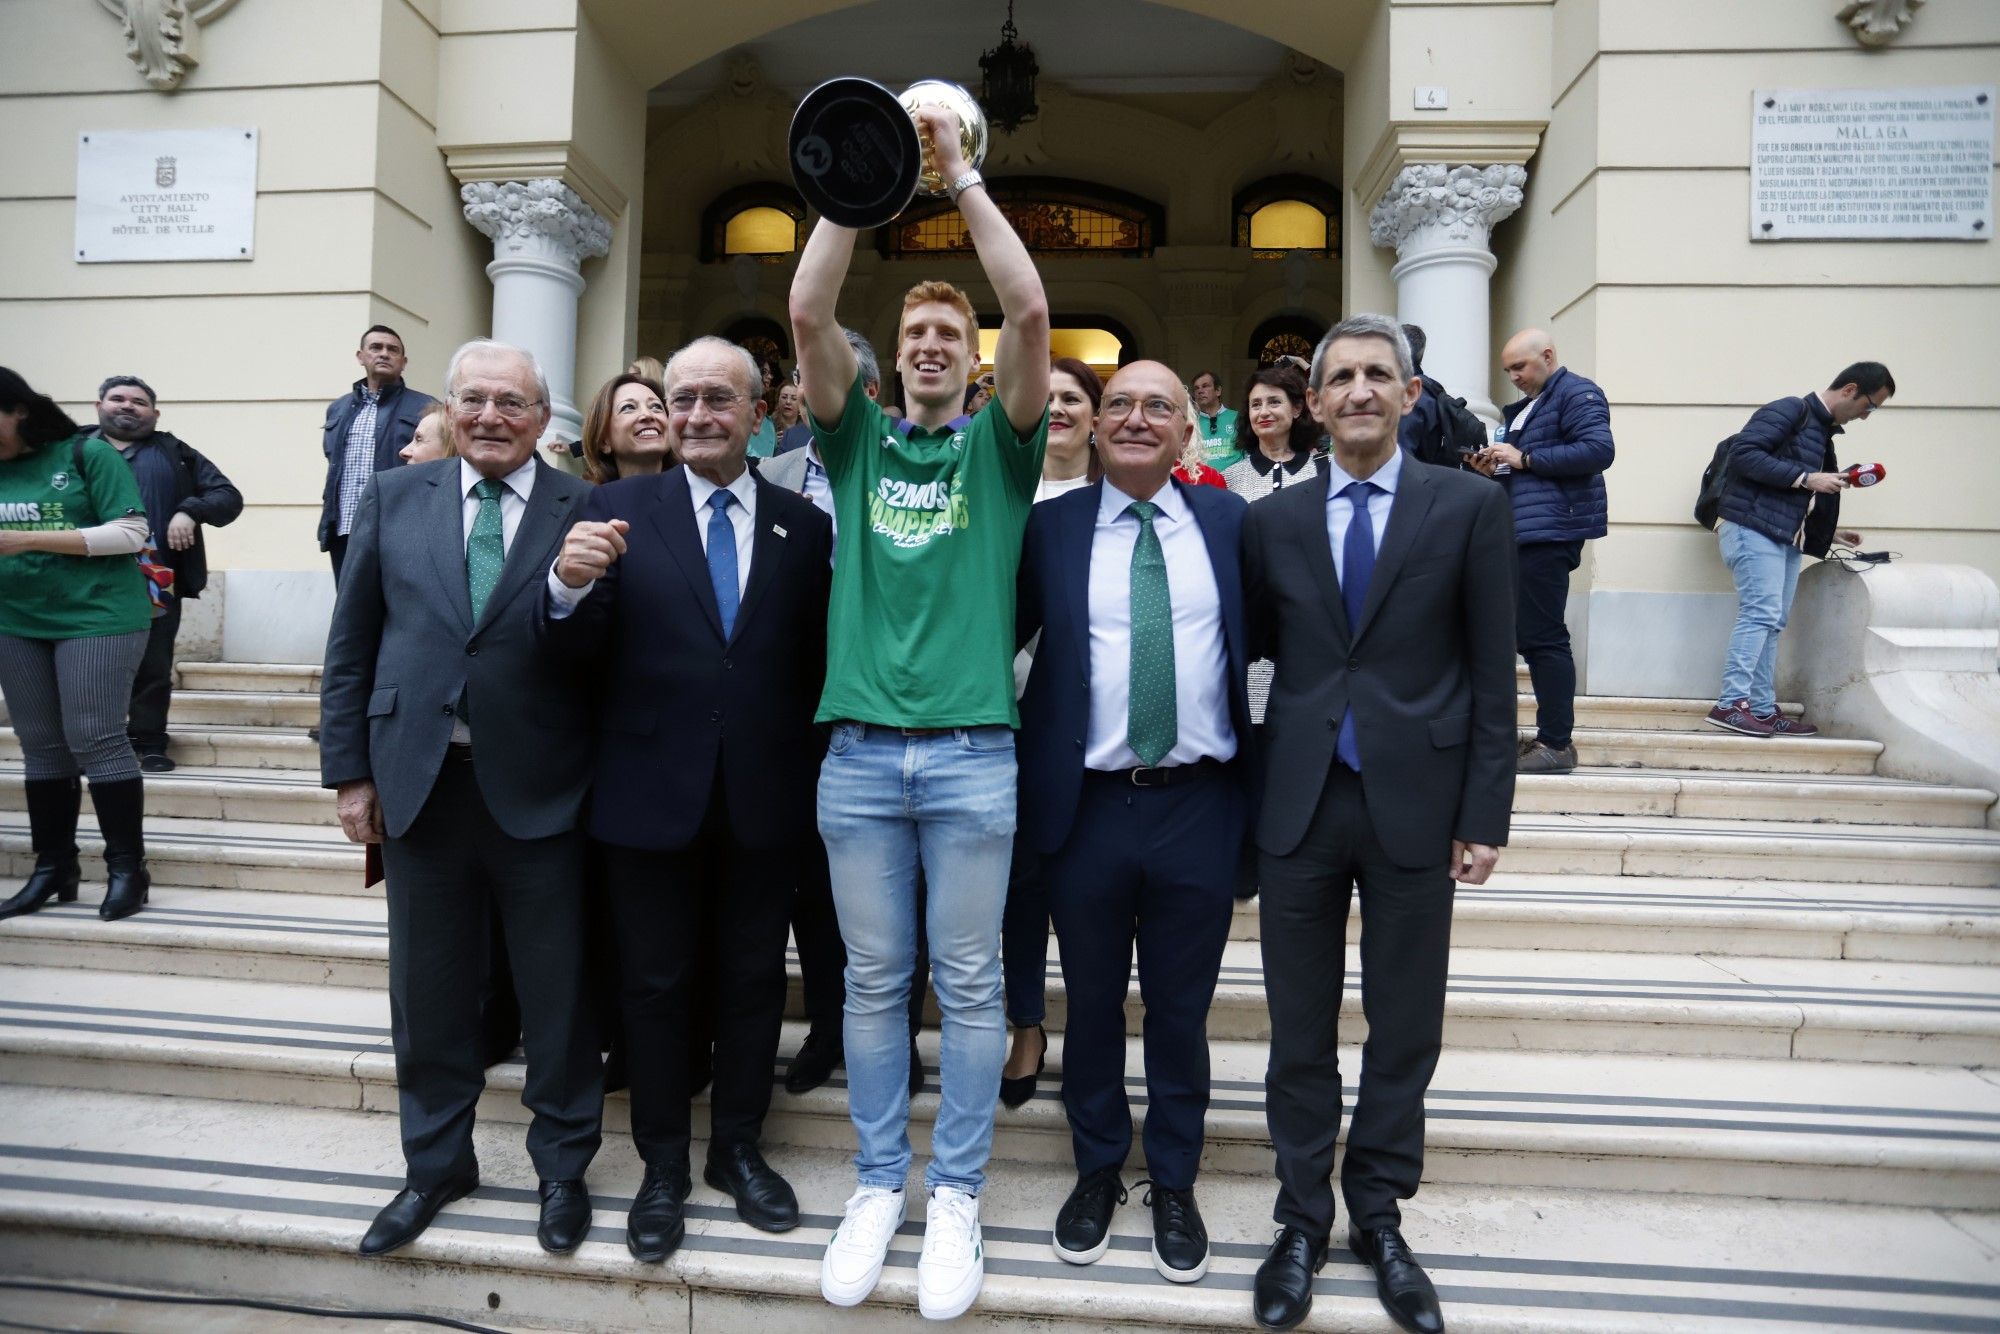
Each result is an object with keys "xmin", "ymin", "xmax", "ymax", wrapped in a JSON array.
[
  {"xmin": 0, "ymin": 777, "xmax": 82, "ymax": 920},
  {"xmin": 88, "ymin": 778, "xmax": 149, "ymax": 922}
]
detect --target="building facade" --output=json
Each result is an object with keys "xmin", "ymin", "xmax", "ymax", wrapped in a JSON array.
[{"xmin": 3, "ymin": 0, "xmax": 1994, "ymax": 694}]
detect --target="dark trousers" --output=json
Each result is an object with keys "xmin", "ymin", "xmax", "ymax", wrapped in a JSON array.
[
  {"xmin": 126, "ymin": 599, "xmax": 180, "ymax": 753},
  {"xmin": 1260, "ymin": 763, "xmax": 1454, "ymax": 1236},
  {"xmin": 793, "ymin": 836, "xmax": 930, "ymax": 1039},
  {"xmin": 327, "ymin": 534, "xmax": 348, "ymax": 583},
  {"xmin": 1001, "ymin": 835, "xmax": 1049, "ymax": 1027},
  {"xmin": 1516, "ymin": 539, "xmax": 1584, "ymax": 749},
  {"xmin": 380, "ymin": 751, "xmax": 603, "ymax": 1191},
  {"xmin": 1045, "ymin": 767, "xmax": 1240, "ymax": 1190},
  {"xmin": 604, "ymin": 786, "xmax": 795, "ymax": 1169}
]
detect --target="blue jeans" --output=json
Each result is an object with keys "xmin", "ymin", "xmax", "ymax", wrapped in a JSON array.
[
  {"xmin": 819, "ymin": 722, "xmax": 1017, "ymax": 1194},
  {"xmin": 1718, "ymin": 520, "xmax": 1802, "ymax": 715}
]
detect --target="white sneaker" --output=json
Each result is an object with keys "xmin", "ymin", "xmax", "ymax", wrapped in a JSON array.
[
  {"xmin": 917, "ymin": 1186, "xmax": 984, "ymax": 1321},
  {"xmin": 821, "ymin": 1186, "xmax": 905, "ymax": 1307}
]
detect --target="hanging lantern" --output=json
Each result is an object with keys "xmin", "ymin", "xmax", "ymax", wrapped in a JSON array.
[{"xmin": 978, "ymin": 1, "xmax": 1039, "ymax": 133}]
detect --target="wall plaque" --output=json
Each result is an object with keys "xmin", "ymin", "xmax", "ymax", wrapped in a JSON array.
[
  {"xmin": 75, "ymin": 127, "xmax": 258, "ymax": 262},
  {"xmin": 1750, "ymin": 85, "xmax": 1992, "ymax": 240}
]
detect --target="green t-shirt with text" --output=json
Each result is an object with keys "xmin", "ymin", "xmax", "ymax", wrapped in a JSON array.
[
  {"xmin": 0, "ymin": 433, "xmax": 152, "ymax": 640},
  {"xmin": 1195, "ymin": 407, "xmax": 1242, "ymax": 470},
  {"xmin": 811, "ymin": 373, "xmax": 1047, "ymax": 728}
]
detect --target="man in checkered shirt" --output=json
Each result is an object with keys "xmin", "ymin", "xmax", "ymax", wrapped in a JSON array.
[{"xmin": 318, "ymin": 325, "xmax": 435, "ymax": 580}]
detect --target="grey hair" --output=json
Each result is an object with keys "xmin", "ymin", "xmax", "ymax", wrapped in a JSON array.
[
  {"xmin": 663, "ymin": 335, "xmax": 763, "ymax": 398},
  {"xmin": 1309, "ymin": 314, "xmax": 1415, "ymax": 389},
  {"xmin": 445, "ymin": 338, "xmax": 551, "ymax": 407},
  {"xmin": 844, "ymin": 327, "xmax": 881, "ymax": 390}
]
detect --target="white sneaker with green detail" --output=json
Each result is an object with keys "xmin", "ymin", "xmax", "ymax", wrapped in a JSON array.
[{"xmin": 917, "ymin": 1185, "xmax": 984, "ymax": 1320}]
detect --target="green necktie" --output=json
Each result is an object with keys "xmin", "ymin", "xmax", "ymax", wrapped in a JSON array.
[
  {"xmin": 466, "ymin": 478, "xmax": 506, "ymax": 623},
  {"xmin": 1126, "ymin": 500, "xmax": 1177, "ymax": 767}
]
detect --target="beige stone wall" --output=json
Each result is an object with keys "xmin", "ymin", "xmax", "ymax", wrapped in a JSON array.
[
  {"xmin": 1492, "ymin": 0, "xmax": 2000, "ymax": 691},
  {"xmin": 0, "ymin": 0, "xmax": 493, "ymax": 575}
]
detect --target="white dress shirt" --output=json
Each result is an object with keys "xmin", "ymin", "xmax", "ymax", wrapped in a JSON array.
[
  {"xmin": 1323, "ymin": 447, "xmax": 1401, "ymax": 582},
  {"xmin": 454, "ymin": 455, "xmax": 536, "ymax": 743},
  {"xmin": 546, "ymin": 466, "xmax": 759, "ymax": 619},
  {"xmin": 1085, "ymin": 479, "xmax": 1236, "ymax": 771}
]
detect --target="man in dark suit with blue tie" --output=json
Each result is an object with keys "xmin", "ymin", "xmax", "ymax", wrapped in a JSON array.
[
  {"xmin": 543, "ymin": 336, "xmax": 833, "ymax": 1263},
  {"xmin": 320, "ymin": 339, "xmax": 603, "ymax": 1259},
  {"xmin": 1244, "ymin": 315, "xmax": 1517, "ymax": 1334},
  {"xmin": 1016, "ymin": 360, "xmax": 1252, "ymax": 1286}
]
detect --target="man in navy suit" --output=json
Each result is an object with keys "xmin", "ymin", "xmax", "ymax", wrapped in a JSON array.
[
  {"xmin": 542, "ymin": 335, "xmax": 833, "ymax": 1263},
  {"xmin": 1016, "ymin": 360, "xmax": 1252, "ymax": 1285}
]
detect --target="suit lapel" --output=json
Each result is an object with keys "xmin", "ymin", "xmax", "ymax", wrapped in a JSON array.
[
  {"xmin": 424, "ymin": 464, "xmax": 474, "ymax": 635},
  {"xmin": 1353, "ymin": 463, "xmax": 1435, "ymax": 643},
  {"xmin": 1063, "ymin": 483, "xmax": 1099, "ymax": 663},
  {"xmin": 473, "ymin": 461, "xmax": 575, "ymax": 634},
  {"xmin": 1183, "ymin": 481, "xmax": 1245, "ymax": 671},
  {"xmin": 653, "ymin": 467, "xmax": 726, "ymax": 642},
  {"xmin": 730, "ymin": 476, "xmax": 787, "ymax": 646}
]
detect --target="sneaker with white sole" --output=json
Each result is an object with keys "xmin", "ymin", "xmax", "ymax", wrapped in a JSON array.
[
  {"xmin": 917, "ymin": 1186, "xmax": 984, "ymax": 1320},
  {"xmin": 821, "ymin": 1185, "xmax": 904, "ymax": 1307}
]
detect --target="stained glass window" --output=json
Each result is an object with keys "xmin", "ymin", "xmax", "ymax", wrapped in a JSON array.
[{"xmin": 883, "ymin": 179, "xmax": 1161, "ymax": 258}]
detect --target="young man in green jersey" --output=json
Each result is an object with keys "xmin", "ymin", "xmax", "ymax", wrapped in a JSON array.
[{"xmin": 790, "ymin": 102, "xmax": 1050, "ymax": 1322}]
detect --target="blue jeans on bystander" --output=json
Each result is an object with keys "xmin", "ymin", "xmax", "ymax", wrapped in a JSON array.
[{"xmin": 1717, "ymin": 519, "xmax": 1803, "ymax": 716}]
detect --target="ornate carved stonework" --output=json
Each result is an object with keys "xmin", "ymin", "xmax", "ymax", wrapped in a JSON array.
[
  {"xmin": 1368, "ymin": 163, "xmax": 1528, "ymax": 255},
  {"xmin": 1837, "ymin": 0, "xmax": 1926, "ymax": 47},
  {"xmin": 94, "ymin": 0, "xmax": 240, "ymax": 91},
  {"xmin": 461, "ymin": 180, "xmax": 613, "ymax": 269}
]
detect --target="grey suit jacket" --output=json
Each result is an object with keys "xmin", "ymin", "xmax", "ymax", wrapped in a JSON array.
[
  {"xmin": 753, "ymin": 444, "xmax": 811, "ymax": 495},
  {"xmin": 319, "ymin": 456, "xmax": 594, "ymax": 841}
]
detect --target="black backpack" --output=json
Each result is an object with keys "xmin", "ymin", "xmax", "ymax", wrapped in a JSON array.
[
  {"xmin": 1694, "ymin": 398, "xmax": 1809, "ymax": 531},
  {"xmin": 1415, "ymin": 375, "xmax": 1488, "ymax": 469}
]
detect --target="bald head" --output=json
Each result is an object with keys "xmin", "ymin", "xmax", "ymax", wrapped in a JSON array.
[
  {"xmin": 1098, "ymin": 360, "xmax": 1191, "ymax": 500},
  {"xmin": 1501, "ymin": 328, "xmax": 1559, "ymax": 396}
]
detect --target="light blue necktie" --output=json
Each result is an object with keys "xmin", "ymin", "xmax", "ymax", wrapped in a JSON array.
[
  {"xmin": 1336, "ymin": 481, "xmax": 1379, "ymax": 771},
  {"xmin": 706, "ymin": 490, "xmax": 739, "ymax": 640}
]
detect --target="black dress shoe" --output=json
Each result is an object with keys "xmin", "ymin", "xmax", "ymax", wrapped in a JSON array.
[
  {"xmin": 1348, "ymin": 1225, "xmax": 1445, "ymax": 1334},
  {"xmin": 1051, "ymin": 1165, "xmax": 1125, "ymax": 1265},
  {"xmin": 138, "ymin": 751, "xmax": 176, "ymax": 773},
  {"xmin": 537, "ymin": 1178, "xmax": 592, "ymax": 1253},
  {"xmin": 626, "ymin": 1163, "xmax": 690, "ymax": 1263},
  {"xmin": 1140, "ymin": 1180, "xmax": 1209, "ymax": 1283},
  {"xmin": 909, "ymin": 1034, "xmax": 925, "ymax": 1096},
  {"xmin": 703, "ymin": 1142, "xmax": 799, "ymax": 1232},
  {"xmin": 999, "ymin": 1023, "xmax": 1045, "ymax": 1110},
  {"xmin": 784, "ymin": 1028, "xmax": 842, "ymax": 1094},
  {"xmin": 1253, "ymin": 1226, "xmax": 1327, "ymax": 1331},
  {"xmin": 357, "ymin": 1171, "xmax": 478, "ymax": 1256}
]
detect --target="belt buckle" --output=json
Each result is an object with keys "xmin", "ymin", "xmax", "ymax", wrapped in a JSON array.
[{"xmin": 1130, "ymin": 765, "xmax": 1165, "ymax": 788}]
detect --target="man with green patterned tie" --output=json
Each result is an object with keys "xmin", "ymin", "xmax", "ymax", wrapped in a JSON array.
[
  {"xmin": 1014, "ymin": 361, "xmax": 1254, "ymax": 1285},
  {"xmin": 320, "ymin": 338, "xmax": 603, "ymax": 1261}
]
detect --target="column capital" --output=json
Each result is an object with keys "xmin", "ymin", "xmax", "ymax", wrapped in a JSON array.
[
  {"xmin": 461, "ymin": 179, "xmax": 612, "ymax": 271},
  {"xmin": 1367, "ymin": 163, "xmax": 1528, "ymax": 257}
]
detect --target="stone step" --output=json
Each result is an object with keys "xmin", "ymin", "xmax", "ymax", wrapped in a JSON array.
[
  {"xmin": 11, "ymin": 758, "xmax": 1988, "ymax": 832},
  {"xmin": 2, "ymin": 1085, "xmax": 1996, "ymax": 1332},
  {"xmin": 5, "ymin": 965, "xmax": 1997, "ymax": 1208},
  {"xmin": 0, "ymin": 725, "xmax": 321, "ymax": 772},
  {"xmin": 175, "ymin": 662, "xmax": 322, "ymax": 694},
  {"xmin": 1516, "ymin": 694, "xmax": 1805, "ymax": 733},
  {"xmin": 7, "ymin": 893, "xmax": 1996, "ymax": 1064}
]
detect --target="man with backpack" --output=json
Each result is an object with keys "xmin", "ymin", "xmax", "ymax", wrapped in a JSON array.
[
  {"xmin": 1703, "ymin": 363, "xmax": 1892, "ymax": 738},
  {"xmin": 1397, "ymin": 324, "xmax": 1488, "ymax": 468}
]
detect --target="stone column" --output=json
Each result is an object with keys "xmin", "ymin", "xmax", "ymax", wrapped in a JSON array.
[
  {"xmin": 460, "ymin": 179, "xmax": 613, "ymax": 441},
  {"xmin": 1368, "ymin": 164, "xmax": 1527, "ymax": 423}
]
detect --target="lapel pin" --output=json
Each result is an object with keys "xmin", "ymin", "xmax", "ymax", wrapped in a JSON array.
[{"xmin": 773, "ymin": 524, "xmax": 788, "ymax": 538}]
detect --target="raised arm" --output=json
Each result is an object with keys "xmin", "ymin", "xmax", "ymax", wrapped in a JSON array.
[{"xmin": 789, "ymin": 220, "xmax": 862, "ymax": 428}]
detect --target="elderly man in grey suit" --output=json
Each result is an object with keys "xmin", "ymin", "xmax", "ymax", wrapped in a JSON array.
[{"xmin": 320, "ymin": 338, "xmax": 603, "ymax": 1260}]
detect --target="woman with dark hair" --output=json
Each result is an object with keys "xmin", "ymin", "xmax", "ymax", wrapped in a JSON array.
[
  {"xmin": 1221, "ymin": 366, "xmax": 1321, "ymax": 500},
  {"xmin": 0, "ymin": 367, "xmax": 156, "ymax": 922},
  {"xmin": 580, "ymin": 372, "xmax": 670, "ymax": 485},
  {"xmin": 997, "ymin": 355, "xmax": 1108, "ymax": 1109}
]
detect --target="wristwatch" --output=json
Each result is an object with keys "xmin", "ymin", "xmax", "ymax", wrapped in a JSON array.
[{"xmin": 947, "ymin": 170, "xmax": 985, "ymax": 202}]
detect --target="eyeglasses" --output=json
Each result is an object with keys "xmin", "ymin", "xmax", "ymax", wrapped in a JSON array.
[
  {"xmin": 1101, "ymin": 394, "xmax": 1185, "ymax": 426},
  {"xmin": 451, "ymin": 392, "xmax": 543, "ymax": 420},
  {"xmin": 668, "ymin": 390, "xmax": 748, "ymax": 415}
]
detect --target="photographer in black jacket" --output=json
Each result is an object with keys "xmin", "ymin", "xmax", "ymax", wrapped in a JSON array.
[
  {"xmin": 1706, "ymin": 361, "xmax": 1892, "ymax": 739},
  {"xmin": 91, "ymin": 376, "xmax": 244, "ymax": 771}
]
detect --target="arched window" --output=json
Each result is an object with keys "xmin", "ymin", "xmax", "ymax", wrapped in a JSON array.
[
  {"xmin": 1234, "ymin": 175, "xmax": 1340, "ymax": 260},
  {"xmin": 720, "ymin": 315, "xmax": 790, "ymax": 368},
  {"xmin": 881, "ymin": 178, "xmax": 1163, "ymax": 258},
  {"xmin": 1247, "ymin": 315, "xmax": 1327, "ymax": 369},
  {"xmin": 701, "ymin": 184, "xmax": 806, "ymax": 263}
]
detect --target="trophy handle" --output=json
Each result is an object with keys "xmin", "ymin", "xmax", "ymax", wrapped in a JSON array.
[{"xmin": 899, "ymin": 80, "xmax": 989, "ymax": 197}]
